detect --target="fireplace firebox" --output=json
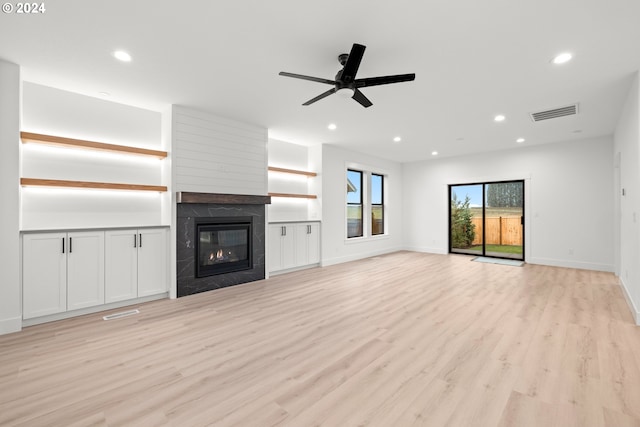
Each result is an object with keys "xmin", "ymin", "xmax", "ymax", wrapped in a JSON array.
[{"xmin": 196, "ymin": 217, "xmax": 253, "ymax": 278}]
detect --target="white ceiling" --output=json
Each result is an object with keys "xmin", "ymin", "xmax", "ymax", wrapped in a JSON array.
[{"xmin": 1, "ymin": 0, "xmax": 639, "ymax": 162}]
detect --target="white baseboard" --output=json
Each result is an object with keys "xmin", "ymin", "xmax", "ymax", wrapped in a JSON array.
[
  {"xmin": 0, "ymin": 316, "xmax": 22, "ymax": 335},
  {"xmin": 269, "ymin": 263, "xmax": 320, "ymax": 276},
  {"xmin": 321, "ymin": 246, "xmax": 405, "ymax": 267},
  {"xmin": 619, "ymin": 276, "xmax": 640, "ymax": 326},
  {"xmin": 527, "ymin": 257, "xmax": 614, "ymax": 273},
  {"xmin": 22, "ymin": 293, "xmax": 168, "ymax": 327},
  {"xmin": 402, "ymin": 245, "xmax": 448, "ymax": 255}
]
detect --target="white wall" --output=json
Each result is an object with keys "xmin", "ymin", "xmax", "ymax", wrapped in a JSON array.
[
  {"xmin": 172, "ymin": 106, "xmax": 267, "ymax": 195},
  {"xmin": 267, "ymin": 139, "xmax": 318, "ymax": 222},
  {"xmin": 614, "ymin": 72, "xmax": 640, "ymax": 324},
  {"xmin": 321, "ymin": 144, "xmax": 404, "ymax": 266},
  {"xmin": 21, "ymin": 83, "xmax": 165, "ymax": 229},
  {"xmin": 169, "ymin": 105, "xmax": 268, "ymax": 298},
  {"xmin": 403, "ymin": 137, "xmax": 615, "ymax": 272},
  {"xmin": 0, "ymin": 59, "xmax": 21, "ymax": 334}
]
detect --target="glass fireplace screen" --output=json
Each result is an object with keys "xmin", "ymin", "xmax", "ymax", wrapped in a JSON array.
[{"xmin": 196, "ymin": 221, "xmax": 252, "ymax": 277}]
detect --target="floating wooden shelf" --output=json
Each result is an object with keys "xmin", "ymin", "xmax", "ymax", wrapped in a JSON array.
[
  {"xmin": 268, "ymin": 166, "xmax": 317, "ymax": 177},
  {"xmin": 21, "ymin": 178, "xmax": 167, "ymax": 192},
  {"xmin": 21, "ymin": 132, "xmax": 168, "ymax": 159},
  {"xmin": 268, "ymin": 192, "xmax": 317, "ymax": 199}
]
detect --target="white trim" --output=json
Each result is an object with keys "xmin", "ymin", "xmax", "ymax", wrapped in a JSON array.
[
  {"xmin": 402, "ymin": 245, "xmax": 448, "ymax": 255},
  {"xmin": 345, "ymin": 233, "xmax": 390, "ymax": 245},
  {"xmin": 22, "ymin": 293, "xmax": 167, "ymax": 327},
  {"xmin": 619, "ymin": 276, "xmax": 640, "ymax": 326},
  {"xmin": 321, "ymin": 246, "xmax": 404, "ymax": 267},
  {"xmin": 268, "ymin": 262, "xmax": 320, "ymax": 276},
  {"xmin": 0, "ymin": 316, "xmax": 22, "ymax": 335},
  {"xmin": 527, "ymin": 257, "xmax": 614, "ymax": 273}
]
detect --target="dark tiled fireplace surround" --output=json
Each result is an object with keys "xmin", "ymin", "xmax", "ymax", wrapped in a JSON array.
[{"xmin": 176, "ymin": 192, "xmax": 270, "ymax": 297}]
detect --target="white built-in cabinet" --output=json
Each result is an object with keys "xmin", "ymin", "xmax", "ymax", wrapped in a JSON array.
[
  {"xmin": 67, "ymin": 231, "xmax": 105, "ymax": 311},
  {"xmin": 105, "ymin": 228, "xmax": 167, "ymax": 303},
  {"xmin": 295, "ymin": 223, "xmax": 320, "ymax": 267},
  {"xmin": 23, "ymin": 231, "xmax": 105, "ymax": 319},
  {"xmin": 23, "ymin": 227, "xmax": 167, "ymax": 321},
  {"xmin": 268, "ymin": 222, "xmax": 320, "ymax": 273}
]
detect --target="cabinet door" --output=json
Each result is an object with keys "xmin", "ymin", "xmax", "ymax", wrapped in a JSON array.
[
  {"xmin": 294, "ymin": 224, "xmax": 310, "ymax": 267},
  {"xmin": 137, "ymin": 228, "xmax": 168, "ymax": 297},
  {"xmin": 307, "ymin": 223, "xmax": 320, "ymax": 265},
  {"xmin": 294, "ymin": 223, "xmax": 321, "ymax": 266},
  {"xmin": 105, "ymin": 229, "xmax": 138, "ymax": 303},
  {"xmin": 281, "ymin": 225, "xmax": 296, "ymax": 270},
  {"xmin": 23, "ymin": 233, "xmax": 67, "ymax": 319},
  {"xmin": 67, "ymin": 231, "xmax": 105, "ymax": 310},
  {"xmin": 268, "ymin": 224, "xmax": 284, "ymax": 272}
]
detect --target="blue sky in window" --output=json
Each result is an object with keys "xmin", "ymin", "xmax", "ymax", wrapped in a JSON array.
[
  {"xmin": 451, "ymin": 184, "xmax": 482, "ymax": 207},
  {"xmin": 371, "ymin": 175, "xmax": 382, "ymax": 204},
  {"xmin": 347, "ymin": 170, "xmax": 361, "ymax": 203},
  {"xmin": 347, "ymin": 171, "xmax": 383, "ymax": 203}
]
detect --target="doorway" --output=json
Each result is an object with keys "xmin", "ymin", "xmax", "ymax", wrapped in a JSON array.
[{"xmin": 449, "ymin": 180, "xmax": 524, "ymax": 261}]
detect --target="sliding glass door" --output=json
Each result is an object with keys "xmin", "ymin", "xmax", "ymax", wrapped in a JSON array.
[{"xmin": 449, "ymin": 180, "xmax": 524, "ymax": 260}]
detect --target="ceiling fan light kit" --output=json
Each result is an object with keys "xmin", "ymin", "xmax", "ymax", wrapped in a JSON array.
[{"xmin": 279, "ymin": 43, "xmax": 416, "ymax": 108}]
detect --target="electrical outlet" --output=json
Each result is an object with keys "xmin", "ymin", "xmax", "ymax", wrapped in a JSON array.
[{"xmin": 568, "ymin": 248, "xmax": 574, "ymax": 255}]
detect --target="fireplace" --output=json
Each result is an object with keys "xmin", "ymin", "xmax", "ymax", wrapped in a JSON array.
[
  {"xmin": 176, "ymin": 192, "xmax": 270, "ymax": 298},
  {"xmin": 196, "ymin": 218, "xmax": 252, "ymax": 278}
]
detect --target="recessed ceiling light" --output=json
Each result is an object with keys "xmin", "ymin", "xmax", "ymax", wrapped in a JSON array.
[
  {"xmin": 516, "ymin": 138, "xmax": 525, "ymax": 143},
  {"xmin": 327, "ymin": 123, "xmax": 337, "ymax": 130},
  {"xmin": 494, "ymin": 114, "xmax": 506, "ymax": 122},
  {"xmin": 113, "ymin": 50, "xmax": 132, "ymax": 62},
  {"xmin": 552, "ymin": 52, "xmax": 573, "ymax": 64},
  {"xmin": 393, "ymin": 136, "xmax": 402, "ymax": 143},
  {"xmin": 431, "ymin": 151, "xmax": 438, "ymax": 156}
]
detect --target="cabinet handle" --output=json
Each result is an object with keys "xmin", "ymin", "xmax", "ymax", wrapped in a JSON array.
[
  {"xmin": 62, "ymin": 237, "xmax": 65, "ymax": 254},
  {"xmin": 69, "ymin": 237, "xmax": 72, "ymax": 253},
  {"xmin": 139, "ymin": 233, "xmax": 142, "ymax": 247},
  {"xmin": 307, "ymin": 225, "xmax": 311, "ymax": 234},
  {"xmin": 134, "ymin": 234, "xmax": 137, "ymax": 248}
]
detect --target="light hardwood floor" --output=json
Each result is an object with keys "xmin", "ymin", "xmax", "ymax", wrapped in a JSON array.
[{"xmin": 1, "ymin": 251, "xmax": 639, "ymax": 427}]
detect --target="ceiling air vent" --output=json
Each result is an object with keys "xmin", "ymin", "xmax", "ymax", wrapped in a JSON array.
[{"xmin": 529, "ymin": 104, "xmax": 579, "ymax": 122}]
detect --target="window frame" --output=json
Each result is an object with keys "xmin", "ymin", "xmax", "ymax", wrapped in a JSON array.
[
  {"xmin": 345, "ymin": 165, "xmax": 388, "ymax": 240},
  {"xmin": 371, "ymin": 173, "xmax": 384, "ymax": 236},
  {"xmin": 346, "ymin": 169, "xmax": 364, "ymax": 238}
]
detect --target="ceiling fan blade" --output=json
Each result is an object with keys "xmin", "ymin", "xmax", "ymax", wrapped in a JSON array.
[
  {"xmin": 279, "ymin": 72, "xmax": 335, "ymax": 85},
  {"xmin": 355, "ymin": 73, "xmax": 416, "ymax": 88},
  {"xmin": 302, "ymin": 88, "xmax": 337, "ymax": 106},
  {"xmin": 340, "ymin": 44, "xmax": 366, "ymax": 83},
  {"xmin": 352, "ymin": 89, "xmax": 373, "ymax": 108}
]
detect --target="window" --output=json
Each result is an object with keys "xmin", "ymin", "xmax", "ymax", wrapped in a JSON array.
[
  {"xmin": 347, "ymin": 169, "xmax": 363, "ymax": 238},
  {"xmin": 346, "ymin": 168, "xmax": 386, "ymax": 239},
  {"xmin": 371, "ymin": 174, "xmax": 384, "ymax": 235}
]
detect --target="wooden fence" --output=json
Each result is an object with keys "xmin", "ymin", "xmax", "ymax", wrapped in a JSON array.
[{"xmin": 471, "ymin": 216, "xmax": 522, "ymax": 246}]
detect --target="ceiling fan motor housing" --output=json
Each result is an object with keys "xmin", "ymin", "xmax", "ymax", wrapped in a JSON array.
[{"xmin": 279, "ymin": 43, "xmax": 415, "ymax": 108}]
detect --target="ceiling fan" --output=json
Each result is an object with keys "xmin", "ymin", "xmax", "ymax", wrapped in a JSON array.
[{"xmin": 279, "ymin": 43, "xmax": 415, "ymax": 108}]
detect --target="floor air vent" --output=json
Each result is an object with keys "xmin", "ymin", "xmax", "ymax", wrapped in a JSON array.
[
  {"xmin": 530, "ymin": 104, "xmax": 578, "ymax": 122},
  {"xmin": 103, "ymin": 309, "xmax": 140, "ymax": 320}
]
